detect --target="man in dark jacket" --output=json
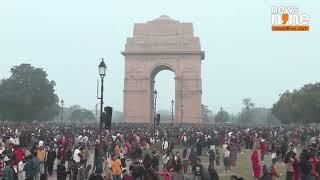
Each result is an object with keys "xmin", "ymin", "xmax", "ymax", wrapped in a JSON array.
[
  {"xmin": 46, "ymin": 146, "xmax": 56, "ymax": 176},
  {"xmin": 24, "ymin": 156, "xmax": 36, "ymax": 180},
  {"xmin": 174, "ymin": 151, "xmax": 182, "ymax": 172},
  {"xmin": 88, "ymin": 169, "xmax": 103, "ymax": 180},
  {"xmin": 151, "ymin": 151, "xmax": 159, "ymax": 172},
  {"xmin": 300, "ymin": 149, "xmax": 312, "ymax": 180},
  {"xmin": 209, "ymin": 148, "xmax": 216, "ymax": 168},
  {"xmin": 57, "ymin": 160, "xmax": 68, "ymax": 180}
]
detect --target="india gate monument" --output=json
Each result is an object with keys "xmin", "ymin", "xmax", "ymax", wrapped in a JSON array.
[{"xmin": 122, "ymin": 15, "xmax": 205, "ymax": 124}]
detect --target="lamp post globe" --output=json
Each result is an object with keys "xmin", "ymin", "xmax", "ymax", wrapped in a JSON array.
[
  {"xmin": 98, "ymin": 58, "xmax": 107, "ymax": 77},
  {"xmin": 154, "ymin": 89, "xmax": 158, "ymax": 99}
]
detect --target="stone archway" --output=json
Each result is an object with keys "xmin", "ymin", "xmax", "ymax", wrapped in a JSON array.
[{"xmin": 121, "ymin": 15, "xmax": 205, "ymax": 124}]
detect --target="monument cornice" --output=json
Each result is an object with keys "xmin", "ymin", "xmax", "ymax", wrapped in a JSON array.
[{"xmin": 121, "ymin": 51, "xmax": 205, "ymax": 60}]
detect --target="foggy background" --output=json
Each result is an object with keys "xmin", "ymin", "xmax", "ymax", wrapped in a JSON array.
[{"xmin": 0, "ymin": 0, "xmax": 318, "ymax": 114}]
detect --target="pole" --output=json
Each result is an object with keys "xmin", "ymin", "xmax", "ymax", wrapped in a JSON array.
[
  {"xmin": 95, "ymin": 104, "xmax": 98, "ymax": 122},
  {"xmin": 61, "ymin": 104, "xmax": 64, "ymax": 122},
  {"xmin": 181, "ymin": 105, "xmax": 184, "ymax": 124},
  {"xmin": 154, "ymin": 98, "xmax": 157, "ymax": 129},
  {"xmin": 99, "ymin": 77, "xmax": 104, "ymax": 144},
  {"xmin": 171, "ymin": 101, "xmax": 174, "ymax": 132}
]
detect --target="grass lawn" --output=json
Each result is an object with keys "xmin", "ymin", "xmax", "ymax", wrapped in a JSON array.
[
  {"xmin": 148, "ymin": 144, "xmax": 287, "ymax": 180},
  {"xmin": 211, "ymin": 149, "xmax": 286, "ymax": 180}
]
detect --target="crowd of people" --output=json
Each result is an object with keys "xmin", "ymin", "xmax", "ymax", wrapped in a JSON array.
[{"xmin": 0, "ymin": 122, "xmax": 319, "ymax": 180}]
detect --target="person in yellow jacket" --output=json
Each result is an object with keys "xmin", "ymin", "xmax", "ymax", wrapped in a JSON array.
[
  {"xmin": 110, "ymin": 155, "xmax": 122, "ymax": 180},
  {"xmin": 37, "ymin": 142, "xmax": 47, "ymax": 176}
]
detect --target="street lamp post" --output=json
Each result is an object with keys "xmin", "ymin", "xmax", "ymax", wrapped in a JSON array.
[
  {"xmin": 153, "ymin": 89, "xmax": 158, "ymax": 130},
  {"xmin": 220, "ymin": 107, "xmax": 223, "ymax": 124},
  {"xmin": 60, "ymin": 99, "xmax": 64, "ymax": 122},
  {"xmin": 98, "ymin": 58, "xmax": 107, "ymax": 145},
  {"xmin": 181, "ymin": 105, "xmax": 184, "ymax": 124},
  {"xmin": 171, "ymin": 99, "xmax": 174, "ymax": 132}
]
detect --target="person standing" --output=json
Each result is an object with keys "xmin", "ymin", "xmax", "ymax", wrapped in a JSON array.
[
  {"xmin": 194, "ymin": 159, "xmax": 202, "ymax": 180},
  {"xmin": 271, "ymin": 149, "xmax": 277, "ymax": 165},
  {"xmin": 161, "ymin": 138, "xmax": 169, "ymax": 154},
  {"xmin": 174, "ymin": 151, "xmax": 182, "ymax": 173},
  {"xmin": 182, "ymin": 148, "xmax": 189, "ymax": 173},
  {"xmin": 110, "ymin": 155, "xmax": 121, "ymax": 180},
  {"xmin": 57, "ymin": 161, "xmax": 68, "ymax": 180},
  {"xmin": 37, "ymin": 143, "xmax": 46, "ymax": 178},
  {"xmin": 300, "ymin": 149, "xmax": 312, "ymax": 180},
  {"xmin": 229, "ymin": 142, "xmax": 237, "ymax": 166},
  {"xmin": 24, "ymin": 156, "xmax": 36, "ymax": 180},
  {"xmin": 285, "ymin": 152, "xmax": 294, "ymax": 180},
  {"xmin": 93, "ymin": 144, "xmax": 103, "ymax": 174},
  {"xmin": 208, "ymin": 147, "xmax": 216, "ymax": 169},
  {"xmin": 2, "ymin": 160, "xmax": 14, "ymax": 180},
  {"xmin": 293, "ymin": 153, "xmax": 300, "ymax": 180},
  {"xmin": 251, "ymin": 149, "xmax": 261, "ymax": 180},
  {"xmin": 190, "ymin": 148, "xmax": 198, "ymax": 174},
  {"xmin": 88, "ymin": 169, "xmax": 104, "ymax": 180},
  {"xmin": 261, "ymin": 165, "xmax": 272, "ymax": 180},
  {"xmin": 151, "ymin": 150, "xmax": 160, "ymax": 173},
  {"xmin": 46, "ymin": 146, "xmax": 56, "ymax": 176},
  {"xmin": 260, "ymin": 139, "xmax": 266, "ymax": 162},
  {"xmin": 223, "ymin": 146, "xmax": 231, "ymax": 173},
  {"xmin": 103, "ymin": 161, "xmax": 112, "ymax": 180},
  {"xmin": 215, "ymin": 149, "xmax": 220, "ymax": 166},
  {"xmin": 17, "ymin": 159, "xmax": 25, "ymax": 180},
  {"xmin": 208, "ymin": 163, "xmax": 219, "ymax": 180},
  {"xmin": 32, "ymin": 152, "xmax": 40, "ymax": 180}
]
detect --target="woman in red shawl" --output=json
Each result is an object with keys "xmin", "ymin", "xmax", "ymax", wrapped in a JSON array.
[{"xmin": 251, "ymin": 149, "xmax": 261, "ymax": 180}]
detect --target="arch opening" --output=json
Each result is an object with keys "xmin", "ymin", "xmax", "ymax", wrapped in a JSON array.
[{"xmin": 150, "ymin": 65, "xmax": 175, "ymax": 125}]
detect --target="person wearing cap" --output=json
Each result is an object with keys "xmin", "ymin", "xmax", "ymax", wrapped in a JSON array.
[{"xmin": 37, "ymin": 142, "xmax": 46, "ymax": 175}]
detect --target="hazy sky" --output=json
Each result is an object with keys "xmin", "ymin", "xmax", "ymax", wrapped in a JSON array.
[{"xmin": 0, "ymin": 0, "xmax": 319, "ymax": 113}]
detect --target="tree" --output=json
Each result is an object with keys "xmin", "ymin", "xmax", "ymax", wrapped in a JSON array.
[
  {"xmin": 235, "ymin": 107, "xmax": 279, "ymax": 125},
  {"xmin": 0, "ymin": 64, "xmax": 59, "ymax": 121},
  {"xmin": 272, "ymin": 83, "xmax": 320, "ymax": 124},
  {"xmin": 68, "ymin": 105, "xmax": 95, "ymax": 122},
  {"xmin": 201, "ymin": 104, "xmax": 213, "ymax": 123},
  {"xmin": 241, "ymin": 97, "xmax": 255, "ymax": 127},
  {"xmin": 214, "ymin": 107, "xmax": 230, "ymax": 123}
]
